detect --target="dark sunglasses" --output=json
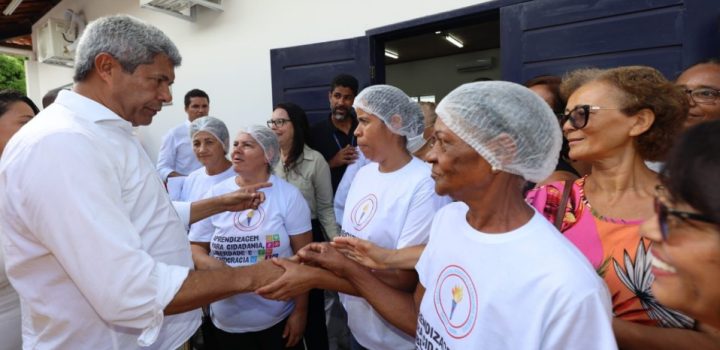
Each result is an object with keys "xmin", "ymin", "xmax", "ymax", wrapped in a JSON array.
[
  {"xmin": 561, "ymin": 105, "xmax": 620, "ymax": 129},
  {"xmin": 654, "ymin": 196, "xmax": 717, "ymax": 241}
]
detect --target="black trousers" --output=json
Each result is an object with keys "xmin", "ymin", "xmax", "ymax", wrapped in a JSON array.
[
  {"xmin": 209, "ymin": 317, "xmax": 304, "ymax": 350},
  {"xmin": 305, "ymin": 219, "xmax": 329, "ymax": 350}
]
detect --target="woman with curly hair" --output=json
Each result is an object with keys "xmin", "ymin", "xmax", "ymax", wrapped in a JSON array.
[{"xmin": 527, "ymin": 66, "xmax": 720, "ymax": 348}]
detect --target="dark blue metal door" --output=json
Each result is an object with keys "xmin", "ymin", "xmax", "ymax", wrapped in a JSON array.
[
  {"xmin": 501, "ymin": 0, "xmax": 720, "ymax": 83},
  {"xmin": 270, "ymin": 37, "xmax": 370, "ymax": 125}
]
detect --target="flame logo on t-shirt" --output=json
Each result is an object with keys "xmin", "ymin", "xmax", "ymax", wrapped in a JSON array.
[
  {"xmin": 450, "ymin": 285, "xmax": 464, "ymax": 320},
  {"xmin": 434, "ymin": 265, "xmax": 478, "ymax": 339},
  {"xmin": 234, "ymin": 207, "xmax": 265, "ymax": 231},
  {"xmin": 349, "ymin": 194, "xmax": 377, "ymax": 231}
]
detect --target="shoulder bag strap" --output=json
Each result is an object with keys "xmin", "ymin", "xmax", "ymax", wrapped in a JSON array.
[{"xmin": 554, "ymin": 180, "xmax": 574, "ymax": 230}]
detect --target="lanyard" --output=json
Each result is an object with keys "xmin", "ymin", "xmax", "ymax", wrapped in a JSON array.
[{"xmin": 333, "ymin": 132, "xmax": 355, "ymax": 150}]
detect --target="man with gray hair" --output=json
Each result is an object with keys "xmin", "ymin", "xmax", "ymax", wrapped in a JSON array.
[{"xmin": 0, "ymin": 15, "xmax": 280, "ymax": 349}]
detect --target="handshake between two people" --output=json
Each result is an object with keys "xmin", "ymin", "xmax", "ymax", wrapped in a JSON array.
[{"xmin": 254, "ymin": 236, "xmax": 393, "ymax": 301}]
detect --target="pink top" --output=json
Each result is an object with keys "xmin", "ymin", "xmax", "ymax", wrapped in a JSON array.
[{"xmin": 527, "ymin": 177, "xmax": 693, "ymax": 328}]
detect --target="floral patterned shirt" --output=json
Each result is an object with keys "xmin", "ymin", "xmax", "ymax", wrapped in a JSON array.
[{"xmin": 526, "ymin": 177, "xmax": 694, "ymax": 328}]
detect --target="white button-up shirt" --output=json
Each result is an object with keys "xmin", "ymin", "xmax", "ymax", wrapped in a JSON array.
[
  {"xmin": 0, "ymin": 90, "xmax": 201, "ymax": 349},
  {"xmin": 156, "ymin": 120, "xmax": 202, "ymax": 180}
]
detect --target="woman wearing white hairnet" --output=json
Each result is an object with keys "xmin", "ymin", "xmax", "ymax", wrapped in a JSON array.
[
  {"xmin": 257, "ymin": 85, "xmax": 444, "ymax": 350},
  {"xmin": 291, "ymin": 82, "xmax": 617, "ymax": 349},
  {"xmin": 189, "ymin": 126, "xmax": 312, "ymax": 350},
  {"xmin": 177, "ymin": 116, "xmax": 236, "ymax": 348},
  {"xmin": 178, "ymin": 116, "xmax": 236, "ymax": 203}
]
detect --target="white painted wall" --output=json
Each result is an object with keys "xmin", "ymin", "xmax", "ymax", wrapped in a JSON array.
[{"xmin": 26, "ymin": 0, "xmax": 490, "ymax": 162}]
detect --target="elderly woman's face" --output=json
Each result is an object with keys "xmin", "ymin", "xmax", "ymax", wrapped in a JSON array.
[
  {"xmin": 0, "ymin": 101, "xmax": 35, "ymax": 155},
  {"xmin": 192, "ymin": 131, "xmax": 225, "ymax": 168},
  {"xmin": 426, "ymin": 118, "xmax": 489, "ymax": 199},
  {"xmin": 640, "ymin": 194, "xmax": 720, "ymax": 327},
  {"xmin": 231, "ymin": 132, "xmax": 268, "ymax": 175},
  {"xmin": 563, "ymin": 81, "xmax": 639, "ymax": 162}
]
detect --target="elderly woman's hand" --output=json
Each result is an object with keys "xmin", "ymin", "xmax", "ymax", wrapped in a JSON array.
[
  {"xmin": 332, "ymin": 236, "xmax": 392, "ymax": 270},
  {"xmin": 219, "ymin": 182, "xmax": 271, "ymax": 212},
  {"xmin": 297, "ymin": 242, "xmax": 358, "ymax": 277},
  {"xmin": 249, "ymin": 258, "xmax": 285, "ymax": 291},
  {"xmin": 255, "ymin": 258, "xmax": 316, "ymax": 301}
]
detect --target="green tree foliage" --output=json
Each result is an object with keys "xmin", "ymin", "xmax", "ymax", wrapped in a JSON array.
[{"xmin": 0, "ymin": 54, "xmax": 26, "ymax": 94}]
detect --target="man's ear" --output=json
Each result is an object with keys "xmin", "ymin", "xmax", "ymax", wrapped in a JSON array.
[
  {"xmin": 94, "ymin": 52, "xmax": 118, "ymax": 84},
  {"xmin": 629, "ymin": 108, "xmax": 655, "ymax": 137}
]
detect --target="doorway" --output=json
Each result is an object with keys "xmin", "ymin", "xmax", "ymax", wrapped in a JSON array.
[{"xmin": 370, "ymin": 9, "xmax": 502, "ymax": 103}]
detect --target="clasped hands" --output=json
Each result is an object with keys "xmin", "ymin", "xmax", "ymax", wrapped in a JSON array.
[{"xmin": 255, "ymin": 237, "xmax": 382, "ymax": 301}]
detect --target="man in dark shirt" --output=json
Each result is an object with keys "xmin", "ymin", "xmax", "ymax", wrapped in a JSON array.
[{"xmin": 309, "ymin": 74, "xmax": 360, "ymax": 192}]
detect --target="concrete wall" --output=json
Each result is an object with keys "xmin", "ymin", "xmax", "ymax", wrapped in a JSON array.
[{"xmin": 25, "ymin": 0, "xmax": 490, "ymax": 161}]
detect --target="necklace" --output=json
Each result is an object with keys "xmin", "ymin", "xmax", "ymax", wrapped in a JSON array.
[{"xmin": 578, "ymin": 176, "xmax": 630, "ymax": 224}]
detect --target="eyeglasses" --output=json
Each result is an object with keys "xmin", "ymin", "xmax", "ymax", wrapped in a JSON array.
[
  {"xmin": 266, "ymin": 119, "xmax": 291, "ymax": 128},
  {"xmin": 654, "ymin": 196, "xmax": 717, "ymax": 241},
  {"xmin": 561, "ymin": 105, "xmax": 621, "ymax": 129},
  {"xmin": 682, "ymin": 87, "xmax": 720, "ymax": 104}
]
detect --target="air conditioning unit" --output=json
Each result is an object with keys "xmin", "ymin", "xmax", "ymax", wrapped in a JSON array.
[
  {"xmin": 140, "ymin": 0, "xmax": 222, "ymax": 22},
  {"xmin": 456, "ymin": 58, "xmax": 494, "ymax": 73},
  {"xmin": 37, "ymin": 18, "xmax": 74, "ymax": 67}
]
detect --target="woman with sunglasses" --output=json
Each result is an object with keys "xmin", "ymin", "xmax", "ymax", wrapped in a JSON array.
[
  {"xmin": 640, "ymin": 120, "xmax": 720, "ymax": 330},
  {"xmin": 528, "ymin": 66, "xmax": 720, "ymax": 348},
  {"xmin": 525, "ymin": 75, "xmax": 591, "ymax": 186},
  {"xmin": 268, "ymin": 102, "xmax": 334, "ymax": 350}
]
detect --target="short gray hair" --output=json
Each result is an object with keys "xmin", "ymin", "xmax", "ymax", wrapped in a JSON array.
[{"xmin": 73, "ymin": 15, "xmax": 182, "ymax": 82}]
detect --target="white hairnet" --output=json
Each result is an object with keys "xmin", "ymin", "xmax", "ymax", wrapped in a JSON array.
[
  {"xmin": 240, "ymin": 125, "xmax": 280, "ymax": 169},
  {"xmin": 189, "ymin": 116, "xmax": 230, "ymax": 153},
  {"xmin": 353, "ymin": 85, "xmax": 425, "ymax": 152},
  {"xmin": 436, "ymin": 81, "xmax": 561, "ymax": 183}
]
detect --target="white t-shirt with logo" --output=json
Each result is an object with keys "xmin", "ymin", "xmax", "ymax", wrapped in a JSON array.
[
  {"xmin": 415, "ymin": 202, "xmax": 617, "ymax": 350},
  {"xmin": 340, "ymin": 157, "xmax": 442, "ymax": 350},
  {"xmin": 178, "ymin": 165, "xmax": 236, "ymax": 202},
  {"xmin": 189, "ymin": 174, "xmax": 311, "ymax": 333}
]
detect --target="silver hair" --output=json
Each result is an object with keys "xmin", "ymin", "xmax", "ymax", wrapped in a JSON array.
[{"xmin": 73, "ymin": 15, "xmax": 181, "ymax": 82}]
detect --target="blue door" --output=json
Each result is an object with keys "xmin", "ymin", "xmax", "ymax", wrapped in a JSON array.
[
  {"xmin": 270, "ymin": 37, "xmax": 370, "ymax": 125},
  {"xmin": 501, "ymin": 0, "xmax": 720, "ymax": 83}
]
